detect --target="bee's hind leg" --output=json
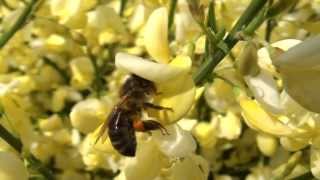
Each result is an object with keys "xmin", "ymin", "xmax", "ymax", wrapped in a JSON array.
[
  {"xmin": 133, "ymin": 120, "xmax": 169, "ymax": 135},
  {"xmin": 143, "ymin": 102, "xmax": 173, "ymax": 112}
]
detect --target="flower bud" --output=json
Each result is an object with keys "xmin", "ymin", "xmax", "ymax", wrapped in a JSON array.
[
  {"xmin": 70, "ymin": 98, "xmax": 110, "ymax": 134},
  {"xmin": 70, "ymin": 57, "xmax": 95, "ymax": 90},
  {"xmin": 256, "ymin": 133, "xmax": 278, "ymax": 156},
  {"xmin": 237, "ymin": 41, "xmax": 260, "ymax": 76}
]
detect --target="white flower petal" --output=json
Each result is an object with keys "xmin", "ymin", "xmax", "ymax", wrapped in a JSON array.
[
  {"xmin": 274, "ymin": 36, "xmax": 320, "ymax": 70},
  {"xmin": 244, "ymin": 69, "xmax": 282, "ymax": 114},
  {"xmin": 152, "ymin": 125, "xmax": 196, "ymax": 158},
  {"xmin": 115, "ymin": 53, "xmax": 187, "ymax": 83},
  {"xmin": 272, "ymin": 37, "xmax": 320, "ymax": 113},
  {"xmin": 168, "ymin": 154, "xmax": 209, "ymax": 180}
]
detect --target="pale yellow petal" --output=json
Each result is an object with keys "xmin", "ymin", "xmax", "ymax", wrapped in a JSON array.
[
  {"xmin": 115, "ymin": 53, "xmax": 188, "ymax": 83},
  {"xmin": 0, "ymin": 151, "xmax": 28, "ymax": 180},
  {"xmin": 70, "ymin": 99, "xmax": 110, "ymax": 134},
  {"xmin": 280, "ymin": 137, "xmax": 309, "ymax": 151},
  {"xmin": 218, "ymin": 111, "xmax": 242, "ymax": 140},
  {"xmin": 152, "ymin": 125, "xmax": 197, "ymax": 158},
  {"xmin": 256, "ymin": 133, "xmax": 278, "ymax": 156},
  {"xmin": 240, "ymin": 99, "xmax": 292, "ymax": 136},
  {"xmin": 144, "ymin": 7, "xmax": 170, "ymax": 63},
  {"xmin": 149, "ymin": 74, "xmax": 196, "ymax": 124},
  {"xmin": 244, "ymin": 69, "xmax": 282, "ymax": 114}
]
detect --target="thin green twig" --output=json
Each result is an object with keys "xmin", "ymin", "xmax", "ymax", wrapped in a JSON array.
[
  {"xmin": 168, "ymin": 0, "xmax": 178, "ymax": 30},
  {"xmin": 0, "ymin": 123, "xmax": 22, "ymax": 152},
  {"xmin": 0, "ymin": 0, "xmax": 38, "ymax": 49},
  {"xmin": 119, "ymin": 0, "xmax": 128, "ymax": 17},
  {"xmin": 193, "ymin": 0, "xmax": 268, "ymax": 85},
  {"xmin": 207, "ymin": 0, "xmax": 217, "ymax": 33},
  {"xmin": 42, "ymin": 57, "xmax": 70, "ymax": 83}
]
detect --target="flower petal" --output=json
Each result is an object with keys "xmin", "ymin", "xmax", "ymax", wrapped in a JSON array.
[
  {"xmin": 115, "ymin": 53, "xmax": 189, "ymax": 83},
  {"xmin": 144, "ymin": 7, "xmax": 170, "ymax": 63},
  {"xmin": 311, "ymin": 143, "xmax": 320, "ymax": 178},
  {"xmin": 122, "ymin": 139, "xmax": 166, "ymax": 180},
  {"xmin": 274, "ymin": 36, "xmax": 320, "ymax": 70},
  {"xmin": 244, "ymin": 69, "xmax": 282, "ymax": 114},
  {"xmin": 152, "ymin": 125, "xmax": 197, "ymax": 158},
  {"xmin": 0, "ymin": 151, "xmax": 28, "ymax": 180},
  {"xmin": 240, "ymin": 99, "xmax": 292, "ymax": 136},
  {"xmin": 256, "ymin": 133, "xmax": 278, "ymax": 156},
  {"xmin": 272, "ymin": 37, "xmax": 320, "ymax": 113},
  {"xmin": 148, "ymin": 74, "xmax": 195, "ymax": 124},
  {"xmin": 70, "ymin": 98, "xmax": 111, "ymax": 134}
]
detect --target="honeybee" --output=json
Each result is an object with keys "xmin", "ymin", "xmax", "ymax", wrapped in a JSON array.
[{"xmin": 96, "ymin": 74, "xmax": 171, "ymax": 156}]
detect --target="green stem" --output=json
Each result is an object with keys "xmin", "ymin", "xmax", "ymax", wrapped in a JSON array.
[
  {"xmin": 207, "ymin": 0, "xmax": 217, "ymax": 33},
  {"xmin": 168, "ymin": 0, "xmax": 178, "ymax": 31},
  {"xmin": 119, "ymin": 0, "xmax": 128, "ymax": 17},
  {"xmin": 0, "ymin": 0, "xmax": 38, "ymax": 49},
  {"xmin": 0, "ymin": 124, "xmax": 22, "ymax": 152},
  {"xmin": 265, "ymin": 18, "xmax": 276, "ymax": 42},
  {"xmin": 43, "ymin": 57, "xmax": 70, "ymax": 83},
  {"xmin": 193, "ymin": 0, "xmax": 268, "ymax": 85},
  {"xmin": 243, "ymin": 7, "xmax": 267, "ymax": 36}
]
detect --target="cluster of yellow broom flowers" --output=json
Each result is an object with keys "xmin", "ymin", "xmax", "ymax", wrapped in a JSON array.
[{"xmin": 0, "ymin": 0, "xmax": 320, "ymax": 179}]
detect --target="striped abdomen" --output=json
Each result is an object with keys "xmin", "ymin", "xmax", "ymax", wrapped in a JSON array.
[{"xmin": 108, "ymin": 107, "xmax": 137, "ymax": 156}]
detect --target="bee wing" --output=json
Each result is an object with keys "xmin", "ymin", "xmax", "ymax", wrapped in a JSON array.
[
  {"xmin": 94, "ymin": 107, "xmax": 122, "ymax": 144},
  {"xmin": 94, "ymin": 120, "xmax": 109, "ymax": 144}
]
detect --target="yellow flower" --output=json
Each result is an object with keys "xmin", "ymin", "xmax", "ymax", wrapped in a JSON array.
[
  {"xmin": 33, "ymin": 64, "xmax": 64, "ymax": 91},
  {"xmin": 114, "ymin": 124, "xmax": 207, "ymax": 180},
  {"xmin": 240, "ymin": 98, "xmax": 292, "ymax": 136},
  {"xmin": 80, "ymin": 132, "xmax": 119, "ymax": 170},
  {"xmin": 115, "ymin": 6, "xmax": 196, "ymax": 125},
  {"xmin": 175, "ymin": 0, "xmax": 201, "ymax": 43},
  {"xmin": 204, "ymin": 79, "xmax": 237, "ymax": 113},
  {"xmin": 70, "ymin": 56, "xmax": 95, "ymax": 90},
  {"xmin": 0, "ymin": 151, "xmax": 28, "ymax": 180},
  {"xmin": 70, "ymin": 98, "xmax": 111, "ymax": 134},
  {"xmin": 86, "ymin": 4, "xmax": 127, "ymax": 45},
  {"xmin": 143, "ymin": 7, "xmax": 170, "ymax": 63},
  {"xmin": 50, "ymin": 0, "xmax": 94, "ymax": 29},
  {"xmin": 129, "ymin": 4, "xmax": 150, "ymax": 33},
  {"xmin": 216, "ymin": 111, "xmax": 242, "ymax": 140},
  {"xmin": 256, "ymin": 133, "xmax": 278, "ymax": 156},
  {"xmin": 0, "ymin": 87, "xmax": 38, "ymax": 149},
  {"xmin": 51, "ymin": 86, "xmax": 82, "ymax": 112},
  {"xmin": 39, "ymin": 114, "xmax": 63, "ymax": 131},
  {"xmin": 115, "ymin": 53, "xmax": 195, "ymax": 124},
  {"xmin": 192, "ymin": 122, "xmax": 217, "ymax": 150}
]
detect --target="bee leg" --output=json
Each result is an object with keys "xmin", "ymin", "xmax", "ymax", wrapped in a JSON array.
[
  {"xmin": 133, "ymin": 120, "xmax": 169, "ymax": 135},
  {"xmin": 143, "ymin": 102, "xmax": 173, "ymax": 112}
]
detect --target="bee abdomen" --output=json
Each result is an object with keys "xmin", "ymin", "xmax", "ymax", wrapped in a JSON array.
[{"xmin": 108, "ymin": 110, "xmax": 137, "ymax": 156}]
